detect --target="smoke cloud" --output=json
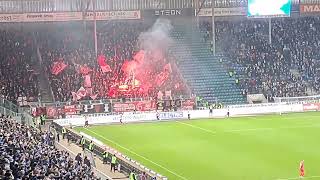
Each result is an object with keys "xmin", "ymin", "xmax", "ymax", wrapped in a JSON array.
[
  {"xmin": 138, "ymin": 18, "xmax": 173, "ymax": 57},
  {"xmin": 119, "ymin": 18, "xmax": 175, "ymax": 93}
]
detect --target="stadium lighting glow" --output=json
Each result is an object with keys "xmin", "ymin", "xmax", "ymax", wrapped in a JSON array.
[{"xmin": 247, "ymin": 0, "xmax": 292, "ymax": 17}]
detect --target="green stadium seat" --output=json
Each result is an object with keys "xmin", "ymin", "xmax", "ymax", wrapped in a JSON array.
[{"xmin": 170, "ymin": 24, "xmax": 246, "ymax": 105}]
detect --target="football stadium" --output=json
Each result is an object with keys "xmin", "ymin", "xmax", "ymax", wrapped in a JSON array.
[{"xmin": 0, "ymin": 0, "xmax": 320, "ymax": 179}]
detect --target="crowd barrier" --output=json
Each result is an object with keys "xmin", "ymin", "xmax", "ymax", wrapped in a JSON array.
[{"xmin": 52, "ymin": 122, "xmax": 166, "ymax": 180}]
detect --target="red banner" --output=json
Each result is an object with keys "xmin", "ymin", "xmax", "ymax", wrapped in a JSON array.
[
  {"xmin": 32, "ymin": 107, "xmax": 46, "ymax": 117},
  {"xmin": 51, "ymin": 61, "xmax": 67, "ymax": 75},
  {"xmin": 181, "ymin": 99, "xmax": 195, "ymax": 110},
  {"xmin": 46, "ymin": 106, "xmax": 58, "ymax": 118},
  {"xmin": 64, "ymin": 105, "xmax": 77, "ymax": 115},
  {"xmin": 113, "ymin": 101, "xmax": 156, "ymax": 112},
  {"xmin": 303, "ymin": 103, "xmax": 320, "ymax": 111}
]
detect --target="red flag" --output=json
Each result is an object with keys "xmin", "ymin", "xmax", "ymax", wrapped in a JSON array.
[
  {"xmin": 101, "ymin": 65, "xmax": 112, "ymax": 73},
  {"xmin": 90, "ymin": 94, "xmax": 98, "ymax": 100},
  {"xmin": 86, "ymin": 88, "xmax": 93, "ymax": 95},
  {"xmin": 83, "ymin": 74, "xmax": 92, "ymax": 88},
  {"xmin": 77, "ymin": 87, "xmax": 87, "ymax": 100},
  {"xmin": 133, "ymin": 50, "xmax": 145, "ymax": 64},
  {"xmin": 97, "ymin": 54, "xmax": 107, "ymax": 67},
  {"xmin": 71, "ymin": 92, "xmax": 79, "ymax": 102},
  {"xmin": 97, "ymin": 54, "xmax": 112, "ymax": 73},
  {"xmin": 163, "ymin": 63, "xmax": 172, "ymax": 73},
  {"xmin": 121, "ymin": 60, "xmax": 137, "ymax": 73},
  {"xmin": 155, "ymin": 71, "xmax": 169, "ymax": 86},
  {"xmin": 51, "ymin": 61, "xmax": 67, "ymax": 75},
  {"xmin": 157, "ymin": 91, "xmax": 163, "ymax": 99},
  {"xmin": 79, "ymin": 65, "xmax": 92, "ymax": 75}
]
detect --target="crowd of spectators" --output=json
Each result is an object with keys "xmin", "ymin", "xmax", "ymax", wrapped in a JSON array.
[
  {"xmin": 201, "ymin": 17, "xmax": 320, "ymax": 100},
  {"xmin": 38, "ymin": 21, "xmax": 186, "ymax": 102},
  {"xmin": 0, "ymin": 29, "xmax": 39, "ymax": 104},
  {"xmin": 0, "ymin": 115, "xmax": 99, "ymax": 179}
]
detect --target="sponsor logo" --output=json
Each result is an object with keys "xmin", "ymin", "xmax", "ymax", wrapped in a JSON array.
[
  {"xmin": 0, "ymin": 14, "xmax": 21, "ymax": 22},
  {"xmin": 159, "ymin": 112, "xmax": 183, "ymax": 120},
  {"xmin": 155, "ymin": 9, "xmax": 182, "ymax": 16},
  {"xmin": 303, "ymin": 103, "xmax": 320, "ymax": 111},
  {"xmin": 300, "ymin": 4, "xmax": 320, "ymax": 13},
  {"xmin": 0, "ymin": 11, "xmax": 140, "ymax": 23},
  {"xmin": 196, "ymin": 7, "xmax": 246, "ymax": 17}
]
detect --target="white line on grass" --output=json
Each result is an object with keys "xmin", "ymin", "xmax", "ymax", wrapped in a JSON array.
[
  {"xmin": 84, "ymin": 128, "xmax": 188, "ymax": 180},
  {"xmin": 277, "ymin": 175, "xmax": 320, "ymax": 180},
  {"xmin": 176, "ymin": 121, "xmax": 320, "ymax": 135},
  {"xmin": 176, "ymin": 121, "xmax": 217, "ymax": 135}
]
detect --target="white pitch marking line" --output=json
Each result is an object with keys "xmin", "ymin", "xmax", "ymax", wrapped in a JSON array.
[
  {"xmin": 227, "ymin": 124, "xmax": 320, "ymax": 133},
  {"xmin": 176, "ymin": 121, "xmax": 320, "ymax": 135},
  {"xmin": 175, "ymin": 121, "xmax": 217, "ymax": 135},
  {"xmin": 84, "ymin": 128, "xmax": 188, "ymax": 180},
  {"xmin": 277, "ymin": 175, "xmax": 320, "ymax": 180}
]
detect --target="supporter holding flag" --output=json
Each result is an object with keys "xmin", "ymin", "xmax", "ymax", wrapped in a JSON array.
[
  {"xmin": 97, "ymin": 54, "xmax": 112, "ymax": 73},
  {"xmin": 79, "ymin": 64, "xmax": 92, "ymax": 75},
  {"xmin": 83, "ymin": 74, "xmax": 92, "ymax": 88},
  {"xmin": 51, "ymin": 60, "xmax": 68, "ymax": 75}
]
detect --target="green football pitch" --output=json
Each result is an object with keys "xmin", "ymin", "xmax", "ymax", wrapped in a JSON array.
[{"xmin": 75, "ymin": 112, "xmax": 320, "ymax": 180}]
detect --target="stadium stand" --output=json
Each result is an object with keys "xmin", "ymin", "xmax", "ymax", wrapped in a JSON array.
[
  {"xmin": 0, "ymin": 116, "xmax": 100, "ymax": 179},
  {"xmin": 201, "ymin": 17, "xmax": 320, "ymax": 102},
  {"xmin": 37, "ymin": 21, "xmax": 187, "ymax": 102},
  {"xmin": 0, "ymin": 29, "xmax": 39, "ymax": 104},
  {"xmin": 171, "ymin": 20, "xmax": 246, "ymax": 105}
]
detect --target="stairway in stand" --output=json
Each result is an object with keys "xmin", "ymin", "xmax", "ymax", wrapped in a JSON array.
[{"xmin": 170, "ymin": 22, "xmax": 246, "ymax": 105}]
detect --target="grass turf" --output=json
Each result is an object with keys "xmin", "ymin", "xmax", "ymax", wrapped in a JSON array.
[{"xmin": 75, "ymin": 112, "xmax": 320, "ymax": 180}]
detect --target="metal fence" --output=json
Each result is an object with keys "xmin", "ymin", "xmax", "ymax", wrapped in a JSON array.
[
  {"xmin": 0, "ymin": 96, "xmax": 34, "ymax": 126},
  {"xmin": 0, "ymin": 97, "xmax": 18, "ymax": 115},
  {"xmin": 52, "ymin": 122, "xmax": 164, "ymax": 180}
]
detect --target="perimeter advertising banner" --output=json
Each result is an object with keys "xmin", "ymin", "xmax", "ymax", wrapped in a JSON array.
[
  {"xmin": 196, "ymin": 7, "xmax": 247, "ymax": 17},
  {"xmin": 0, "ymin": 11, "xmax": 141, "ymax": 23},
  {"xmin": 142, "ymin": 8, "xmax": 194, "ymax": 18},
  {"xmin": 84, "ymin": 11, "xmax": 141, "ymax": 20},
  {"xmin": 300, "ymin": 4, "xmax": 320, "ymax": 15},
  {"xmin": 303, "ymin": 103, "xmax": 320, "ymax": 111}
]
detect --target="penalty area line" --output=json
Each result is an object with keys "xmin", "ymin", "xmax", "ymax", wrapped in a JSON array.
[
  {"xmin": 277, "ymin": 175, "xmax": 320, "ymax": 180},
  {"xmin": 84, "ymin": 128, "xmax": 188, "ymax": 180}
]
